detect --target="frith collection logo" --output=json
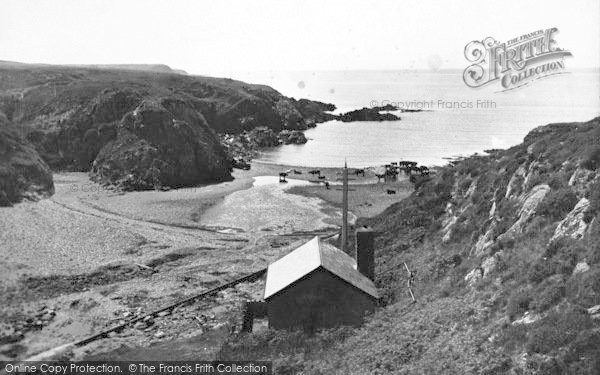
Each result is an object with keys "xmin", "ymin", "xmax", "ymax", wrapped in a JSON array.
[{"xmin": 463, "ymin": 28, "xmax": 572, "ymax": 91}]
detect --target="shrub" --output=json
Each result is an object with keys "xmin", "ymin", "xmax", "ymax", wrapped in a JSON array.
[
  {"xmin": 566, "ymin": 268, "xmax": 600, "ymax": 308},
  {"xmin": 531, "ymin": 277, "xmax": 565, "ymax": 312},
  {"xmin": 581, "ymin": 147, "xmax": 600, "ymax": 171},
  {"xmin": 528, "ymin": 258, "xmax": 556, "ymax": 283},
  {"xmin": 584, "ymin": 179, "xmax": 600, "ymax": 223},
  {"xmin": 536, "ymin": 187, "xmax": 578, "ymax": 221},
  {"xmin": 506, "ymin": 287, "xmax": 533, "ymax": 319},
  {"xmin": 562, "ymin": 330, "xmax": 600, "ymax": 373},
  {"xmin": 526, "ymin": 308, "xmax": 593, "ymax": 354}
]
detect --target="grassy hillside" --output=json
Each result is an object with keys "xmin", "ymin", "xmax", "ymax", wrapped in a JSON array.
[
  {"xmin": 0, "ymin": 62, "xmax": 334, "ymax": 190},
  {"xmin": 219, "ymin": 117, "xmax": 600, "ymax": 374}
]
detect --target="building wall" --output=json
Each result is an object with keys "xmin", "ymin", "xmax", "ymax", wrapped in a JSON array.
[{"xmin": 266, "ymin": 267, "xmax": 376, "ymax": 331}]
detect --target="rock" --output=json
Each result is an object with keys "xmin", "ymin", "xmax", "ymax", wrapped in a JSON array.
[
  {"xmin": 572, "ymin": 262, "xmax": 590, "ymax": 275},
  {"xmin": 0, "ymin": 113, "xmax": 55, "ymax": 205},
  {"xmin": 512, "ymin": 311, "xmax": 541, "ymax": 325},
  {"xmin": 338, "ymin": 107, "xmax": 401, "ymax": 122},
  {"xmin": 90, "ymin": 100, "xmax": 232, "ymax": 190},
  {"xmin": 504, "ymin": 184, "xmax": 550, "ymax": 235},
  {"xmin": 472, "ymin": 225, "xmax": 495, "ymax": 256},
  {"xmin": 587, "ymin": 305, "xmax": 600, "ymax": 315},
  {"xmin": 551, "ymin": 198, "xmax": 591, "ymax": 241},
  {"xmin": 568, "ymin": 168, "xmax": 596, "ymax": 197},
  {"xmin": 1, "ymin": 64, "xmax": 337, "ymax": 190},
  {"xmin": 278, "ymin": 130, "xmax": 307, "ymax": 145},
  {"xmin": 505, "ymin": 166, "xmax": 526, "ymax": 199},
  {"xmin": 465, "ymin": 268, "xmax": 484, "ymax": 286},
  {"xmin": 481, "ymin": 254, "xmax": 500, "ymax": 276}
]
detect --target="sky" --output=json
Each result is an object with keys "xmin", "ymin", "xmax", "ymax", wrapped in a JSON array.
[{"xmin": 1, "ymin": 0, "xmax": 599, "ymax": 76}]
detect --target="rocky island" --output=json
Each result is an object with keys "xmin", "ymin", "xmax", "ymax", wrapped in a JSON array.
[{"xmin": 338, "ymin": 105, "xmax": 401, "ymax": 122}]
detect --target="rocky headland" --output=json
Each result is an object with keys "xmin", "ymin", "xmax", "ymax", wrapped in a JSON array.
[{"xmin": 0, "ymin": 61, "xmax": 336, "ymax": 192}]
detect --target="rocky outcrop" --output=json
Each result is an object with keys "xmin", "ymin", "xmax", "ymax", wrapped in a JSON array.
[
  {"xmin": 0, "ymin": 113, "xmax": 54, "ymax": 205},
  {"xmin": 90, "ymin": 100, "xmax": 231, "ymax": 190},
  {"xmin": 338, "ymin": 107, "xmax": 401, "ymax": 122},
  {"xmin": 504, "ymin": 184, "xmax": 550, "ymax": 235},
  {"xmin": 0, "ymin": 62, "xmax": 337, "ymax": 190},
  {"xmin": 278, "ymin": 130, "xmax": 307, "ymax": 145},
  {"xmin": 551, "ymin": 198, "xmax": 591, "ymax": 242}
]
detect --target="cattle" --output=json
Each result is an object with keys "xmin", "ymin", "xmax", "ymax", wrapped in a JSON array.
[
  {"xmin": 318, "ymin": 175, "xmax": 326, "ymax": 180},
  {"xmin": 375, "ymin": 173, "xmax": 386, "ymax": 182},
  {"xmin": 386, "ymin": 189, "xmax": 396, "ymax": 194},
  {"xmin": 279, "ymin": 172, "xmax": 288, "ymax": 183},
  {"xmin": 355, "ymin": 168, "xmax": 365, "ymax": 176},
  {"xmin": 308, "ymin": 170, "xmax": 321, "ymax": 176},
  {"xmin": 293, "ymin": 169, "xmax": 302, "ymax": 174}
]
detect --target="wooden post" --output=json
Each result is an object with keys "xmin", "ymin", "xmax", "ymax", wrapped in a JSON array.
[{"xmin": 342, "ymin": 161, "xmax": 348, "ymax": 253}]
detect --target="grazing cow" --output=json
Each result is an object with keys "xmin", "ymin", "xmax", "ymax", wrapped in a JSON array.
[
  {"xmin": 318, "ymin": 175, "xmax": 326, "ymax": 180},
  {"xmin": 308, "ymin": 169, "xmax": 321, "ymax": 176},
  {"xmin": 355, "ymin": 169, "xmax": 365, "ymax": 176},
  {"xmin": 279, "ymin": 172, "xmax": 288, "ymax": 183},
  {"xmin": 387, "ymin": 189, "xmax": 396, "ymax": 194},
  {"xmin": 324, "ymin": 181, "xmax": 330, "ymax": 189},
  {"xmin": 419, "ymin": 166, "xmax": 430, "ymax": 176},
  {"xmin": 375, "ymin": 173, "xmax": 386, "ymax": 182}
]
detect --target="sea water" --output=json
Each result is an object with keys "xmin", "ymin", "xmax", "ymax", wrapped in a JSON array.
[{"xmin": 230, "ymin": 70, "xmax": 600, "ymax": 167}]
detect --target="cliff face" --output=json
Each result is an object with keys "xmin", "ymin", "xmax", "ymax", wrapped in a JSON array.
[
  {"xmin": 220, "ymin": 117, "xmax": 600, "ymax": 374},
  {"xmin": 90, "ymin": 100, "xmax": 232, "ymax": 190},
  {"xmin": 0, "ymin": 112, "xmax": 54, "ymax": 205},
  {"xmin": 0, "ymin": 63, "xmax": 335, "ymax": 190}
]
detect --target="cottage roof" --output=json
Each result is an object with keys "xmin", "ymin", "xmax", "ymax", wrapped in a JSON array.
[{"xmin": 264, "ymin": 236, "xmax": 379, "ymax": 299}]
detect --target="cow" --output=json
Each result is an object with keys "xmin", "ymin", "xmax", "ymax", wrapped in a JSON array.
[
  {"xmin": 355, "ymin": 168, "xmax": 365, "ymax": 176},
  {"xmin": 308, "ymin": 169, "xmax": 321, "ymax": 176},
  {"xmin": 279, "ymin": 172, "xmax": 288, "ymax": 183},
  {"xmin": 387, "ymin": 189, "xmax": 396, "ymax": 194}
]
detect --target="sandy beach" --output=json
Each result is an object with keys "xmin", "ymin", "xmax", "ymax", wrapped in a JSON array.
[{"xmin": 0, "ymin": 159, "xmax": 412, "ymax": 360}]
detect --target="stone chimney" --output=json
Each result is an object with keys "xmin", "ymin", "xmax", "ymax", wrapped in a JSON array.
[{"xmin": 355, "ymin": 226, "xmax": 375, "ymax": 281}]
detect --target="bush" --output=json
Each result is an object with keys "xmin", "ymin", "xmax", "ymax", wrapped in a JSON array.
[
  {"xmin": 584, "ymin": 180, "xmax": 600, "ymax": 223},
  {"xmin": 536, "ymin": 187, "xmax": 578, "ymax": 221},
  {"xmin": 566, "ymin": 268, "xmax": 600, "ymax": 308},
  {"xmin": 506, "ymin": 287, "xmax": 533, "ymax": 319},
  {"xmin": 526, "ymin": 308, "xmax": 593, "ymax": 354},
  {"xmin": 581, "ymin": 147, "xmax": 600, "ymax": 171},
  {"xmin": 531, "ymin": 277, "xmax": 565, "ymax": 312}
]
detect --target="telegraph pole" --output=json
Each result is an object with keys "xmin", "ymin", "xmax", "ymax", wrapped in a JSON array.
[
  {"xmin": 342, "ymin": 160, "xmax": 349, "ymax": 253},
  {"xmin": 336, "ymin": 160, "xmax": 355, "ymax": 253}
]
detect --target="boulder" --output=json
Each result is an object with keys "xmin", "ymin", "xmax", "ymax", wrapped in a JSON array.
[
  {"xmin": 278, "ymin": 130, "xmax": 307, "ymax": 145},
  {"xmin": 504, "ymin": 184, "xmax": 550, "ymax": 235},
  {"xmin": 572, "ymin": 261, "xmax": 590, "ymax": 275},
  {"xmin": 551, "ymin": 198, "xmax": 590, "ymax": 242},
  {"xmin": 568, "ymin": 168, "xmax": 597, "ymax": 197}
]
